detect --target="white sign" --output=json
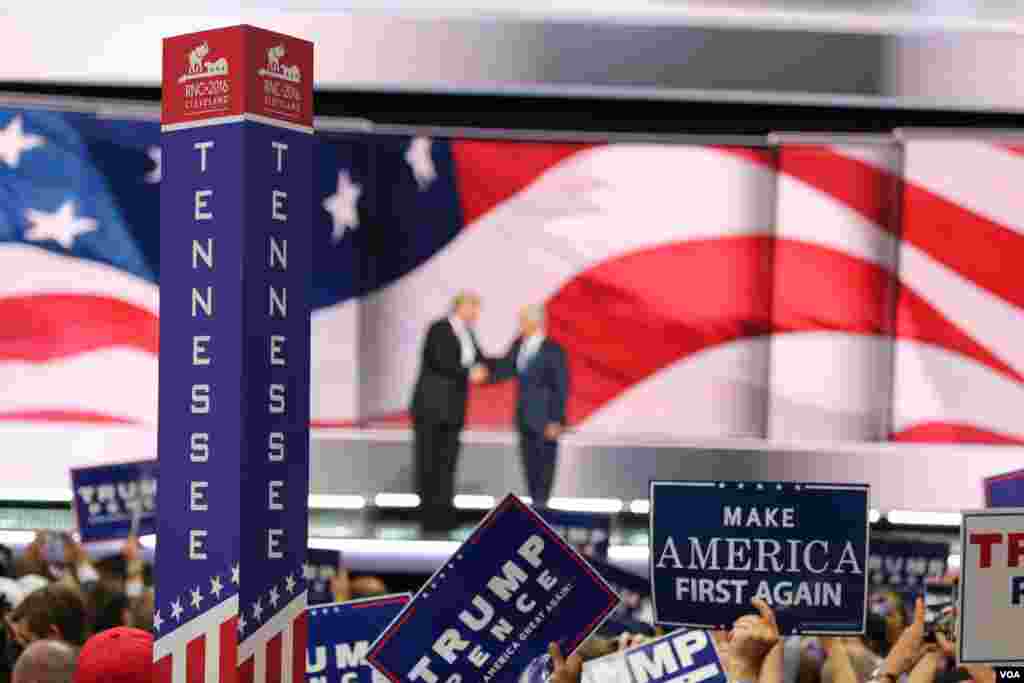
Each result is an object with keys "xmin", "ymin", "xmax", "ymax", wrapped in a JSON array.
[
  {"xmin": 582, "ymin": 629, "xmax": 727, "ymax": 683},
  {"xmin": 958, "ymin": 508, "xmax": 1024, "ymax": 665}
]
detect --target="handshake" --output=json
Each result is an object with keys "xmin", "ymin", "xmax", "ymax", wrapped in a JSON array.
[{"xmin": 469, "ymin": 363, "xmax": 489, "ymax": 384}]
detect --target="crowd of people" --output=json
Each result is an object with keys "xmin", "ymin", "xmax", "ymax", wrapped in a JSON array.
[
  {"xmin": 0, "ymin": 532, "xmax": 390, "ymax": 682},
  {"xmin": 0, "ymin": 528, "xmax": 1000, "ymax": 683},
  {"xmin": 544, "ymin": 588, "xmax": 997, "ymax": 683}
]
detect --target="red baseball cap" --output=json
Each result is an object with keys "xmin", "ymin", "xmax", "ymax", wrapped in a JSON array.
[{"xmin": 75, "ymin": 627, "xmax": 153, "ymax": 683}]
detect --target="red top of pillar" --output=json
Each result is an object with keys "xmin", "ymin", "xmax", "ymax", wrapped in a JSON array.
[{"xmin": 162, "ymin": 25, "xmax": 313, "ymax": 128}]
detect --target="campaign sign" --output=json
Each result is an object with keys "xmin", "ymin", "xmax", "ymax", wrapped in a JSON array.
[
  {"xmin": 70, "ymin": 460, "xmax": 158, "ymax": 542},
  {"xmin": 539, "ymin": 509, "xmax": 612, "ymax": 559},
  {"xmin": 307, "ymin": 594, "xmax": 411, "ymax": 683},
  {"xmin": 650, "ymin": 481, "xmax": 869, "ymax": 635},
  {"xmin": 868, "ymin": 539, "xmax": 948, "ymax": 592},
  {"xmin": 366, "ymin": 494, "xmax": 620, "ymax": 683},
  {"xmin": 957, "ymin": 508, "xmax": 1024, "ymax": 665},
  {"xmin": 582, "ymin": 629, "xmax": 727, "ymax": 683},
  {"xmin": 307, "ymin": 548, "xmax": 343, "ymax": 606},
  {"xmin": 986, "ymin": 469, "xmax": 1024, "ymax": 508}
]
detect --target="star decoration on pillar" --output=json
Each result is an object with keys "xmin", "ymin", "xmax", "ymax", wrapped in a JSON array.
[
  {"xmin": 405, "ymin": 136, "xmax": 437, "ymax": 190},
  {"xmin": 210, "ymin": 575, "xmax": 224, "ymax": 600},
  {"xmin": 285, "ymin": 573, "xmax": 297, "ymax": 594},
  {"xmin": 24, "ymin": 200, "xmax": 98, "ymax": 250},
  {"xmin": 190, "ymin": 586, "xmax": 204, "ymax": 610},
  {"xmin": 0, "ymin": 115, "xmax": 45, "ymax": 168},
  {"xmin": 170, "ymin": 599, "xmax": 184, "ymax": 622},
  {"xmin": 237, "ymin": 613, "xmax": 247, "ymax": 635},
  {"xmin": 153, "ymin": 609, "xmax": 163, "ymax": 632},
  {"xmin": 252, "ymin": 599, "xmax": 264, "ymax": 623},
  {"xmin": 323, "ymin": 170, "xmax": 361, "ymax": 243},
  {"xmin": 269, "ymin": 586, "xmax": 280, "ymax": 608},
  {"xmin": 145, "ymin": 146, "xmax": 162, "ymax": 183},
  {"xmin": 231, "ymin": 563, "xmax": 240, "ymax": 585}
]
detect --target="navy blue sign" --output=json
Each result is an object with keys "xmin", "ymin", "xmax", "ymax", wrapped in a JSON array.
[
  {"xmin": 70, "ymin": 460, "xmax": 158, "ymax": 542},
  {"xmin": 868, "ymin": 540, "xmax": 948, "ymax": 590},
  {"xmin": 367, "ymin": 494, "xmax": 620, "ymax": 683},
  {"xmin": 307, "ymin": 548, "xmax": 343, "ymax": 606},
  {"xmin": 650, "ymin": 481, "xmax": 869, "ymax": 635},
  {"xmin": 155, "ymin": 117, "xmax": 313, "ymax": 645},
  {"xmin": 307, "ymin": 594, "xmax": 412, "ymax": 683},
  {"xmin": 582, "ymin": 629, "xmax": 727, "ymax": 683},
  {"xmin": 539, "ymin": 510, "xmax": 612, "ymax": 560},
  {"xmin": 986, "ymin": 469, "xmax": 1024, "ymax": 508}
]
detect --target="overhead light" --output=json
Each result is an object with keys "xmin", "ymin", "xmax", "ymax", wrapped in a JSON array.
[
  {"xmin": 453, "ymin": 495, "xmax": 495, "ymax": 510},
  {"xmin": 520, "ymin": 497, "xmax": 533, "ymax": 505},
  {"xmin": 887, "ymin": 510, "xmax": 962, "ymax": 527},
  {"xmin": 374, "ymin": 493, "xmax": 421, "ymax": 509},
  {"xmin": 309, "ymin": 494, "xmax": 366, "ymax": 510},
  {"xmin": 548, "ymin": 497, "xmax": 624, "ymax": 514},
  {"xmin": 0, "ymin": 488, "xmax": 73, "ymax": 503},
  {"xmin": 609, "ymin": 545, "xmax": 649, "ymax": 562},
  {"xmin": 629, "ymin": 499, "xmax": 650, "ymax": 515},
  {"xmin": 947, "ymin": 553, "xmax": 961, "ymax": 568},
  {"xmin": 870, "ymin": 509, "xmax": 882, "ymax": 524},
  {"xmin": 139, "ymin": 534, "xmax": 156, "ymax": 549},
  {"xmin": 0, "ymin": 531, "xmax": 36, "ymax": 545}
]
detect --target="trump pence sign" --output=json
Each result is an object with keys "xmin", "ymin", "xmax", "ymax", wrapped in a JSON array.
[
  {"xmin": 366, "ymin": 495, "xmax": 620, "ymax": 683},
  {"xmin": 958, "ymin": 508, "xmax": 1024, "ymax": 666}
]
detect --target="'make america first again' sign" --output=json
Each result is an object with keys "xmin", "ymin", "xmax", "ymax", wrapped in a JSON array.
[
  {"xmin": 650, "ymin": 481, "xmax": 869, "ymax": 635},
  {"xmin": 155, "ymin": 25, "xmax": 314, "ymax": 682}
]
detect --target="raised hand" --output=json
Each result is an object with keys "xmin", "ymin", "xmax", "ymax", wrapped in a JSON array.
[{"xmin": 549, "ymin": 642, "xmax": 583, "ymax": 683}]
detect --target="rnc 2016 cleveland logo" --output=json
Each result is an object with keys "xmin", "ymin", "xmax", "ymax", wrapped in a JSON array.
[
  {"xmin": 258, "ymin": 43, "xmax": 303, "ymax": 119},
  {"xmin": 176, "ymin": 40, "xmax": 231, "ymax": 116}
]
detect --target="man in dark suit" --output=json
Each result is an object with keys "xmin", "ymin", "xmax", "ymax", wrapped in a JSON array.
[
  {"xmin": 490, "ymin": 305, "xmax": 570, "ymax": 507},
  {"xmin": 410, "ymin": 292, "xmax": 489, "ymax": 534}
]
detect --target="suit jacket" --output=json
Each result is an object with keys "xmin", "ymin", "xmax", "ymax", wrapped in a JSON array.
[
  {"xmin": 492, "ymin": 337, "xmax": 570, "ymax": 434},
  {"xmin": 411, "ymin": 318, "xmax": 484, "ymax": 427}
]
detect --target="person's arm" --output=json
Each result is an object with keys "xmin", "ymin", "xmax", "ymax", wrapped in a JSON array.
[
  {"xmin": 123, "ymin": 535, "xmax": 146, "ymax": 599},
  {"xmin": 871, "ymin": 598, "xmax": 926, "ymax": 683},
  {"xmin": 551, "ymin": 345, "xmax": 569, "ymax": 426},
  {"xmin": 488, "ymin": 340, "xmax": 520, "ymax": 383},
  {"xmin": 423, "ymin": 322, "xmax": 470, "ymax": 380},
  {"xmin": 730, "ymin": 599, "xmax": 780, "ymax": 683},
  {"xmin": 907, "ymin": 647, "xmax": 944, "ymax": 683},
  {"xmin": 549, "ymin": 642, "xmax": 583, "ymax": 683},
  {"xmin": 820, "ymin": 639, "xmax": 860, "ymax": 683}
]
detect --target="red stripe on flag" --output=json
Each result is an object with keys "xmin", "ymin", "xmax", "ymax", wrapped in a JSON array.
[
  {"xmin": 221, "ymin": 616, "xmax": 239, "ymax": 683},
  {"xmin": 775, "ymin": 146, "xmax": 901, "ymax": 230},
  {"xmin": 892, "ymin": 422, "xmax": 1024, "ymax": 445},
  {"xmin": 292, "ymin": 610, "xmax": 308, "ymax": 682},
  {"xmin": 0, "ymin": 410, "xmax": 137, "ymax": 424},
  {"xmin": 0, "ymin": 294, "xmax": 159, "ymax": 362},
  {"xmin": 238, "ymin": 656, "xmax": 254, "ymax": 683},
  {"xmin": 154, "ymin": 654, "xmax": 173, "ymax": 683},
  {"xmin": 267, "ymin": 633, "xmax": 283, "ymax": 683},
  {"xmin": 451, "ymin": 140, "xmax": 592, "ymax": 226},
  {"xmin": 186, "ymin": 634, "xmax": 205, "ymax": 683}
]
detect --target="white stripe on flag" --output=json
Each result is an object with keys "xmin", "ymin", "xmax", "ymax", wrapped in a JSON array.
[
  {"xmin": 154, "ymin": 596, "xmax": 239, "ymax": 660},
  {"xmin": 172, "ymin": 640, "xmax": 187, "ymax": 683},
  {"xmin": 254, "ymin": 645, "xmax": 266, "ymax": 683},
  {"xmin": 238, "ymin": 592, "xmax": 307, "ymax": 663},
  {"xmin": 281, "ymin": 618, "xmax": 293, "ymax": 683},
  {"xmin": 205, "ymin": 617, "xmax": 220, "ymax": 683}
]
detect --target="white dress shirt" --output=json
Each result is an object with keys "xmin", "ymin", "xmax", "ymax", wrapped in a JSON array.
[
  {"xmin": 517, "ymin": 333, "xmax": 544, "ymax": 373},
  {"xmin": 448, "ymin": 315, "xmax": 477, "ymax": 368}
]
